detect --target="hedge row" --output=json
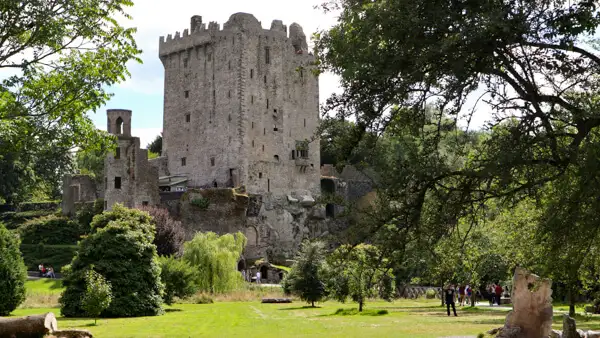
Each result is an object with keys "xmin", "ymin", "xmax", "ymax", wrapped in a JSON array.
[
  {"xmin": 20, "ymin": 244, "xmax": 77, "ymax": 273},
  {"xmin": 19, "ymin": 215, "xmax": 84, "ymax": 245},
  {"xmin": 0, "ymin": 210, "xmax": 57, "ymax": 230}
]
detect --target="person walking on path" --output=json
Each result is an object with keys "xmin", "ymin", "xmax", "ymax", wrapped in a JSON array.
[
  {"xmin": 445, "ymin": 284, "xmax": 458, "ymax": 316},
  {"xmin": 495, "ymin": 283, "xmax": 503, "ymax": 305},
  {"xmin": 256, "ymin": 271, "xmax": 261, "ymax": 284},
  {"xmin": 458, "ymin": 284, "xmax": 465, "ymax": 306}
]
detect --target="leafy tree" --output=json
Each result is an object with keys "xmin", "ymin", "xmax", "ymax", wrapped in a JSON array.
[
  {"xmin": 158, "ymin": 256, "xmax": 199, "ymax": 305},
  {"xmin": 283, "ymin": 241, "xmax": 327, "ymax": 307},
  {"xmin": 147, "ymin": 135, "xmax": 163, "ymax": 156},
  {"xmin": 60, "ymin": 204, "xmax": 164, "ymax": 317},
  {"xmin": 0, "ymin": 0, "xmax": 140, "ymax": 204},
  {"xmin": 82, "ymin": 269, "xmax": 112, "ymax": 325},
  {"xmin": 326, "ymin": 244, "xmax": 394, "ymax": 312},
  {"xmin": 138, "ymin": 206, "xmax": 185, "ymax": 257},
  {"xmin": 75, "ymin": 147, "xmax": 109, "ymax": 185},
  {"xmin": 183, "ymin": 232, "xmax": 246, "ymax": 294},
  {"xmin": 0, "ymin": 223, "xmax": 27, "ymax": 315}
]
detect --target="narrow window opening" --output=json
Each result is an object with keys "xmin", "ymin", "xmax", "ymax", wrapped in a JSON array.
[
  {"xmin": 213, "ymin": 90, "xmax": 216, "ymax": 102},
  {"xmin": 116, "ymin": 117, "xmax": 123, "ymax": 134},
  {"xmin": 263, "ymin": 128, "xmax": 266, "ymax": 135},
  {"xmin": 265, "ymin": 47, "xmax": 270, "ymax": 64},
  {"xmin": 208, "ymin": 53, "xmax": 212, "ymax": 61},
  {"xmin": 228, "ymin": 114, "xmax": 231, "ymax": 122},
  {"xmin": 213, "ymin": 181, "xmax": 218, "ymax": 188},
  {"xmin": 228, "ymin": 90, "xmax": 231, "ymax": 98},
  {"xmin": 273, "ymin": 125, "xmax": 278, "ymax": 132},
  {"xmin": 228, "ymin": 60, "xmax": 231, "ymax": 70},
  {"xmin": 185, "ymin": 114, "xmax": 191, "ymax": 122},
  {"xmin": 104, "ymin": 177, "xmax": 108, "ymax": 189},
  {"xmin": 250, "ymin": 69, "xmax": 254, "ymax": 79},
  {"xmin": 252, "ymin": 140, "xmax": 255, "ymax": 147},
  {"xmin": 211, "ymin": 157, "xmax": 215, "ymax": 166},
  {"xmin": 114, "ymin": 147, "xmax": 120, "ymax": 159},
  {"xmin": 212, "ymin": 74, "xmax": 215, "ymax": 81},
  {"xmin": 262, "ymin": 145, "xmax": 265, "ymax": 152},
  {"xmin": 268, "ymin": 179, "xmax": 270, "ymax": 192},
  {"xmin": 104, "ymin": 200, "xmax": 108, "ymax": 210},
  {"xmin": 181, "ymin": 157, "xmax": 187, "ymax": 166},
  {"xmin": 264, "ymin": 75, "xmax": 267, "ymax": 84},
  {"xmin": 185, "ymin": 91, "xmax": 189, "ymax": 99},
  {"xmin": 274, "ymin": 155, "xmax": 279, "ymax": 161},
  {"xmin": 259, "ymin": 172, "xmax": 263, "ymax": 179},
  {"xmin": 142, "ymin": 201, "xmax": 149, "ymax": 206},
  {"xmin": 291, "ymin": 150, "xmax": 296, "ymax": 159},
  {"xmin": 267, "ymin": 99, "xmax": 269, "ymax": 109},
  {"xmin": 114, "ymin": 177, "xmax": 121, "ymax": 189},
  {"xmin": 183, "ymin": 59, "xmax": 188, "ymax": 68},
  {"xmin": 251, "ymin": 96, "xmax": 254, "ymax": 104},
  {"xmin": 304, "ymin": 119, "xmax": 306, "ymax": 127}
]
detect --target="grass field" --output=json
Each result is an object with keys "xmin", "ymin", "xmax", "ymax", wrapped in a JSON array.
[{"xmin": 8, "ymin": 280, "xmax": 600, "ymax": 338}]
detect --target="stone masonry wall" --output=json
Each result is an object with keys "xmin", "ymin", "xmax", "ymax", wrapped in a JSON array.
[{"xmin": 159, "ymin": 13, "xmax": 320, "ymax": 196}]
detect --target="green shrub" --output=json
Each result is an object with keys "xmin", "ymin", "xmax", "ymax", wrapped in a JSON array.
[
  {"xmin": 60, "ymin": 204, "xmax": 164, "ymax": 318},
  {"xmin": 82, "ymin": 269, "xmax": 112, "ymax": 325},
  {"xmin": 0, "ymin": 210, "xmax": 56, "ymax": 230},
  {"xmin": 426, "ymin": 289, "xmax": 437, "ymax": 299},
  {"xmin": 0, "ymin": 223, "xmax": 27, "ymax": 315},
  {"xmin": 193, "ymin": 294, "xmax": 214, "ymax": 304},
  {"xmin": 159, "ymin": 256, "xmax": 199, "ymax": 305},
  {"xmin": 20, "ymin": 243, "xmax": 77, "ymax": 272},
  {"xmin": 190, "ymin": 198, "xmax": 210, "ymax": 209},
  {"xmin": 19, "ymin": 214, "xmax": 84, "ymax": 245},
  {"xmin": 75, "ymin": 199, "xmax": 104, "ymax": 231}
]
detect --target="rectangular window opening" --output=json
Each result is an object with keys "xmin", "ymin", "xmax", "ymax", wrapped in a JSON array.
[
  {"xmin": 115, "ymin": 177, "xmax": 122, "ymax": 189},
  {"xmin": 265, "ymin": 47, "xmax": 270, "ymax": 64},
  {"xmin": 252, "ymin": 140, "xmax": 255, "ymax": 147},
  {"xmin": 229, "ymin": 60, "xmax": 232, "ymax": 70},
  {"xmin": 184, "ymin": 90, "xmax": 189, "ymax": 98},
  {"xmin": 263, "ymin": 128, "xmax": 266, "ymax": 135},
  {"xmin": 264, "ymin": 75, "xmax": 267, "ymax": 84},
  {"xmin": 181, "ymin": 157, "xmax": 187, "ymax": 166},
  {"xmin": 304, "ymin": 119, "xmax": 306, "ymax": 127},
  {"xmin": 185, "ymin": 114, "xmax": 191, "ymax": 122},
  {"xmin": 259, "ymin": 172, "xmax": 263, "ymax": 179},
  {"xmin": 267, "ymin": 99, "xmax": 269, "ymax": 109},
  {"xmin": 251, "ymin": 96, "xmax": 254, "ymax": 104},
  {"xmin": 251, "ymin": 122, "xmax": 254, "ymax": 129},
  {"xmin": 228, "ymin": 90, "xmax": 231, "ymax": 98},
  {"xmin": 291, "ymin": 150, "xmax": 296, "ymax": 159},
  {"xmin": 142, "ymin": 201, "xmax": 149, "ymax": 206},
  {"xmin": 115, "ymin": 147, "xmax": 120, "ymax": 159},
  {"xmin": 250, "ymin": 69, "xmax": 254, "ymax": 79},
  {"xmin": 211, "ymin": 157, "xmax": 215, "ymax": 166},
  {"xmin": 105, "ymin": 177, "xmax": 108, "ymax": 189},
  {"xmin": 268, "ymin": 179, "xmax": 270, "ymax": 192}
]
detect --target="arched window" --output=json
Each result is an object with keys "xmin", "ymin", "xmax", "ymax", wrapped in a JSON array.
[
  {"xmin": 274, "ymin": 155, "xmax": 279, "ymax": 162},
  {"xmin": 116, "ymin": 117, "xmax": 124, "ymax": 134}
]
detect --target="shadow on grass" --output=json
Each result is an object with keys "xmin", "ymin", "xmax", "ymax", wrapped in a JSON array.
[
  {"xmin": 318, "ymin": 308, "xmax": 389, "ymax": 317},
  {"xmin": 40, "ymin": 279, "xmax": 64, "ymax": 290},
  {"xmin": 165, "ymin": 308, "xmax": 183, "ymax": 313},
  {"xmin": 278, "ymin": 306, "xmax": 322, "ymax": 311}
]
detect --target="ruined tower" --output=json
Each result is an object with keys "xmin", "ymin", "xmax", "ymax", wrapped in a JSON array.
[
  {"xmin": 104, "ymin": 109, "xmax": 160, "ymax": 210},
  {"xmin": 158, "ymin": 13, "xmax": 320, "ymax": 196}
]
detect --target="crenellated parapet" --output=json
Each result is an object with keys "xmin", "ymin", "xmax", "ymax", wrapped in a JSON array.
[{"xmin": 159, "ymin": 12, "xmax": 310, "ymax": 59}]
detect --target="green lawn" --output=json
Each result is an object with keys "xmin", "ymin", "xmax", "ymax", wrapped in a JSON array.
[{"xmin": 9, "ymin": 281, "xmax": 600, "ymax": 338}]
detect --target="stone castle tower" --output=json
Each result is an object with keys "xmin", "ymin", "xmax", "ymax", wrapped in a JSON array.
[
  {"xmin": 158, "ymin": 13, "xmax": 320, "ymax": 196},
  {"xmin": 104, "ymin": 109, "xmax": 159, "ymax": 210}
]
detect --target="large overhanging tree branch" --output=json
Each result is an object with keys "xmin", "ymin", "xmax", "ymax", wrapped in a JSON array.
[
  {"xmin": 315, "ymin": 0, "xmax": 600, "ymax": 244},
  {"xmin": 0, "ymin": 0, "xmax": 139, "ymax": 204}
]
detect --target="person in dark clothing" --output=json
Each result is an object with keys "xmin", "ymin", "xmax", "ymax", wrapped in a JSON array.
[{"xmin": 445, "ymin": 284, "xmax": 458, "ymax": 316}]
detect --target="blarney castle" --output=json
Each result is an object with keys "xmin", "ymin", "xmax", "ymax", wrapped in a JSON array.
[{"xmin": 62, "ymin": 13, "xmax": 373, "ymax": 282}]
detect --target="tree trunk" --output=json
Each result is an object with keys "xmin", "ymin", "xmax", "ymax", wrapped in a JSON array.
[
  {"xmin": 311, "ymin": 301, "xmax": 315, "ymax": 308},
  {"xmin": 0, "ymin": 312, "xmax": 58, "ymax": 338},
  {"xmin": 568, "ymin": 287, "xmax": 576, "ymax": 317},
  {"xmin": 359, "ymin": 300, "xmax": 363, "ymax": 312}
]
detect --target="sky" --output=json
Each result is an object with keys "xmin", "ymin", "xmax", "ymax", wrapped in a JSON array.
[{"xmin": 92, "ymin": 0, "xmax": 343, "ymax": 147}]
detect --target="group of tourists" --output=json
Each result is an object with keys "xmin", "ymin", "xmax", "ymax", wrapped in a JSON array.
[
  {"xmin": 38, "ymin": 263, "xmax": 56, "ymax": 279},
  {"xmin": 241, "ymin": 270, "xmax": 262, "ymax": 284},
  {"xmin": 444, "ymin": 282, "xmax": 506, "ymax": 316}
]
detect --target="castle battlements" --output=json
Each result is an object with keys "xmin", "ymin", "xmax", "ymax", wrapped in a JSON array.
[{"xmin": 159, "ymin": 13, "xmax": 309, "ymax": 58}]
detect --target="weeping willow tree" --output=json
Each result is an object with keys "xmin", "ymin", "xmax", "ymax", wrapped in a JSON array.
[{"xmin": 183, "ymin": 232, "xmax": 247, "ymax": 293}]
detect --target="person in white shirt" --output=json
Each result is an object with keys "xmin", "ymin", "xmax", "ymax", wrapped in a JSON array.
[{"xmin": 256, "ymin": 271, "xmax": 261, "ymax": 284}]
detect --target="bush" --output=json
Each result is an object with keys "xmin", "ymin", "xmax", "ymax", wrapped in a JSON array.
[
  {"xmin": 138, "ymin": 206, "xmax": 185, "ymax": 256},
  {"xmin": 183, "ymin": 232, "xmax": 246, "ymax": 293},
  {"xmin": 426, "ymin": 289, "xmax": 437, "ymax": 299},
  {"xmin": 283, "ymin": 241, "xmax": 327, "ymax": 307},
  {"xmin": 0, "ymin": 210, "xmax": 56, "ymax": 230},
  {"xmin": 190, "ymin": 198, "xmax": 210, "ymax": 209},
  {"xmin": 19, "ymin": 214, "xmax": 84, "ymax": 245},
  {"xmin": 0, "ymin": 223, "xmax": 27, "ymax": 315},
  {"xmin": 159, "ymin": 256, "xmax": 199, "ymax": 305},
  {"xmin": 20, "ymin": 243, "xmax": 77, "ymax": 272},
  {"xmin": 75, "ymin": 199, "xmax": 104, "ymax": 231},
  {"xmin": 82, "ymin": 269, "xmax": 112, "ymax": 325},
  {"xmin": 60, "ymin": 204, "xmax": 164, "ymax": 318},
  {"xmin": 192, "ymin": 294, "xmax": 214, "ymax": 304}
]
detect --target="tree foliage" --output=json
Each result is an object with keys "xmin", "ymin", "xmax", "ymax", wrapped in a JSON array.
[
  {"xmin": 0, "ymin": 223, "xmax": 27, "ymax": 315},
  {"xmin": 283, "ymin": 241, "xmax": 327, "ymax": 307},
  {"xmin": 0, "ymin": 0, "xmax": 140, "ymax": 204},
  {"xmin": 147, "ymin": 135, "xmax": 162, "ymax": 156},
  {"xmin": 138, "ymin": 206, "xmax": 185, "ymax": 257},
  {"xmin": 60, "ymin": 205, "xmax": 164, "ymax": 318},
  {"xmin": 326, "ymin": 244, "xmax": 394, "ymax": 312},
  {"xmin": 158, "ymin": 256, "xmax": 199, "ymax": 305},
  {"xmin": 183, "ymin": 232, "xmax": 246, "ymax": 294},
  {"xmin": 82, "ymin": 269, "xmax": 113, "ymax": 325}
]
